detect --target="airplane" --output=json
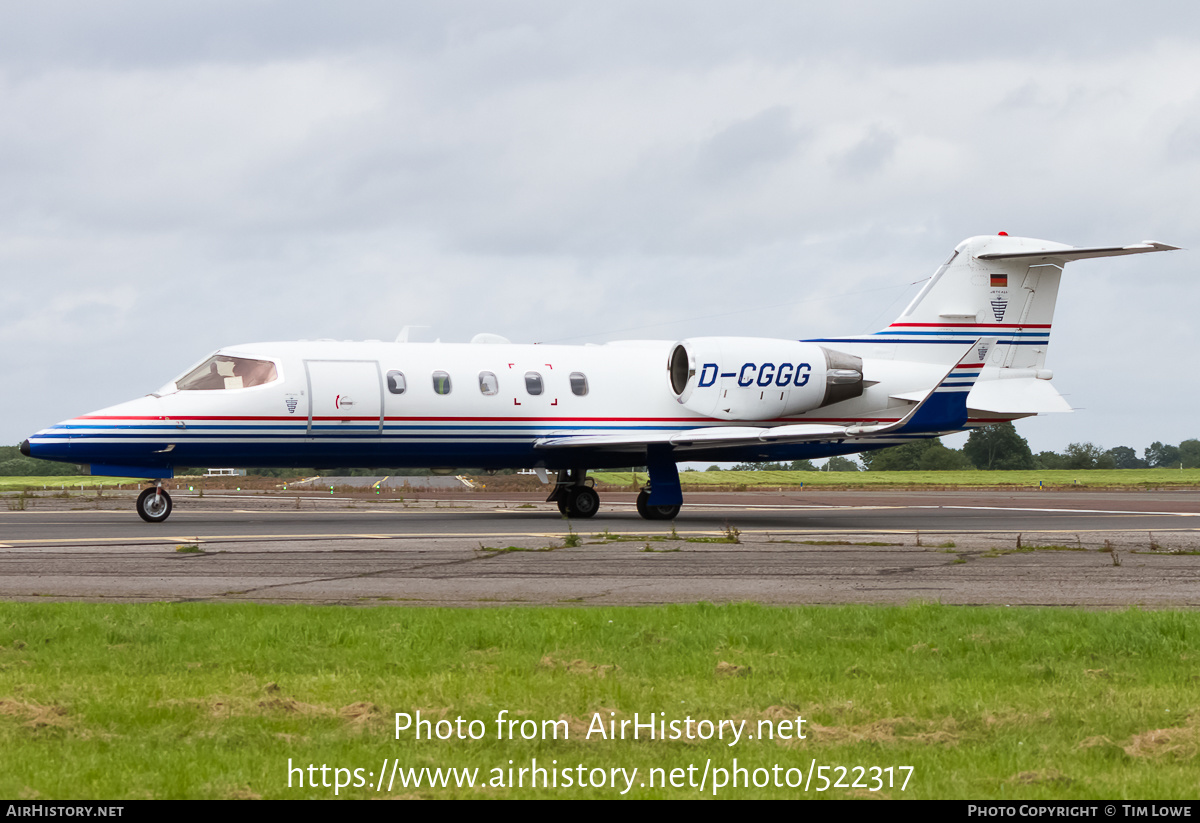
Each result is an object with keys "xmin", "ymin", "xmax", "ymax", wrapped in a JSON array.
[{"xmin": 20, "ymin": 233, "xmax": 1177, "ymax": 523}]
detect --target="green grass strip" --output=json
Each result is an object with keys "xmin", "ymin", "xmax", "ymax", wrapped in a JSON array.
[
  {"xmin": 5, "ymin": 469, "xmax": 1199, "ymax": 492},
  {"xmin": 1, "ymin": 602, "xmax": 1197, "ymax": 799},
  {"xmin": 0, "ymin": 476, "xmax": 142, "ymax": 492},
  {"xmin": 594, "ymin": 468, "xmax": 1200, "ymax": 489}
]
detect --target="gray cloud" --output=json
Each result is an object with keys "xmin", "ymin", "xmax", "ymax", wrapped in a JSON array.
[
  {"xmin": 695, "ymin": 107, "xmax": 806, "ymax": 180},
  {"xmin": 1166, "ymin": 105, "xmax": 1200, "ymax": 164},
  {"xmin": 5, "ymin": 2, "xmax": 1200, "ymax": 71},
  {"xmin": 834, "ymin": 125, "xmax": 898, "ymax": 178}
]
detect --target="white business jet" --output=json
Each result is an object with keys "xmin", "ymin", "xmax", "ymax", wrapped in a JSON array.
[{"xmin": 21, "ymin": 234, "xmax": 1176, "ymax": 523}]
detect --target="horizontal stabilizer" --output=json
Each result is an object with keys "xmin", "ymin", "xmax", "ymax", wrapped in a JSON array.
[
  {"xmin": 975, "ymin": 242, "xmax": 1178, "ymax": 262},
  {"xmin": 966, "ymin": 377, "xmax": 1072, "ymax": 414}
]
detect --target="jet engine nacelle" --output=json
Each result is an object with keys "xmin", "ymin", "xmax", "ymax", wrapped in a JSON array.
[{"xmin": 668, "ymin": 337, "xmax": 864, "ymax": 420}]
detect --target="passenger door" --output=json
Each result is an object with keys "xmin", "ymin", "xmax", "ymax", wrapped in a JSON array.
[{"xmin": 304, "ymin": 360, "xmax": 384, "ymax": 435}]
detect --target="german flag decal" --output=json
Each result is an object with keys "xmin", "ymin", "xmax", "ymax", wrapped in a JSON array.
[{"xmin": 990, "ymin": 273, "xmax": 1007, "ymax": 287}]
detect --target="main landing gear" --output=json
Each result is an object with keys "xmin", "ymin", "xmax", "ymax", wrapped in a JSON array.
[
  {"xmin": 136, "ymin": 483, "xmax": 172, "ymax": 523},
  {"xmin": 548, "ymin": 469, "xmax": 600, "ymax": 518},
  {"xmin": 547, "ymin": 458, "xmax": 685, "ymax": 521},
  {"xmin": 636, "ymin": 489, "xmax": 680, "ymax": 521},
  {"xmin": 636, "ymin": 451, "xmax": 684, "ymax": 521}
]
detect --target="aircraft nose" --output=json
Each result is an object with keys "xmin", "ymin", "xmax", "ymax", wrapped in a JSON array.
[{"xmin": 19, "ymin": 439, "xmax": 30, "ymax": 457}]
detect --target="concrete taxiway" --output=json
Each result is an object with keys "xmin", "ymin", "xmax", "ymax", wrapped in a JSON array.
[{"xmin": 1, "ymin": 489, "xmax": 1198, "ymax": 607}]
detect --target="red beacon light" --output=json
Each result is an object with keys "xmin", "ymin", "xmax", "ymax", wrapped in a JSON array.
[{"xmin": 998, "ymin": 231, "xmax": 1009, "ymax": 236}]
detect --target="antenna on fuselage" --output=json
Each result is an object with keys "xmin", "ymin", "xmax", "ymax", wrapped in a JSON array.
[{"xmin": 395, "ymin": 325, "xmax": 430, "ymax": 343}]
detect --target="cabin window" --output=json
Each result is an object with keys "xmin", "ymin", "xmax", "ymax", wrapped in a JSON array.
[
  {"xmin": 432, "ymin": 371, "xmax": 452, "ymax": 395},
  {"xmin": 569, "ymin": 372, "xmax": 588, "ymax": 396},
  {"xmin": 479, "ymin": 371, "xmax": 499, "ymax": 396},
  {"xmin": 177, "ymin": 355, "xmax": 277, "ymax": 391},
  {"xmin": 386, "ymin": 371, "xmax": 406, "ymax": 394},
  {"xmin": 524, "ymin": 372, "xmax": 543, "ymax": 395}
]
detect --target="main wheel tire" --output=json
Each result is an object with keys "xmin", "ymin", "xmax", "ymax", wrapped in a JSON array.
[
  {"xmin": 636, "ymin": 489, "xmax": 680, "ymax": 521},
  {"xmin": 557, "ymin": 498, "xmax": 569, "ymax": 516},
  {"xmin": 136, "ymin": 487, "xmax": 173, "ymax": 523},
  {"xmin": 565, "ymin": 486, "xmax": 600, "ymax": 518},
  {"xmin": 653, "ymin": 503, "xmax": 681, "ymax": 520}
]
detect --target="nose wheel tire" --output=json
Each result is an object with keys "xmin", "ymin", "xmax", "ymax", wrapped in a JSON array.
[
  {"xmin": 137, "ymin": 487, "xmax": 173, "ymax": 523},
  {"xmin": 564, "ymin": 486, "xmax": 600, "ymax": 518},
  {"xmin": 636, "ymin": 490, "xmax": 681, "ymax": 521}
]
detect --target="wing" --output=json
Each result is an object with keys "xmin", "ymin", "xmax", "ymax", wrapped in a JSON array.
[
  {"xmin": 535, "ymin": 342, "xmax": 982, "ymax": 454},
  {"xmin": 534, "ymin": 423, "xmax": 852, "ymax": 453}
]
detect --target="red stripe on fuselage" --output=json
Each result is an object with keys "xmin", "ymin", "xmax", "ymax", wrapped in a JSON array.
[
  {"xmin": 888, "ymin": 322, "xmax": 1051, "ymax": 329},
  {"xmin": 73, "ymin": 413, "xmax": 909, "ymax": 424},
  {"xmin": 66, "ymin": 414, "xmax": 1020, "ymax": 425}
]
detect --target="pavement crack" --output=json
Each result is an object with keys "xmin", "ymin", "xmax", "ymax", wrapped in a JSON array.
[{"xmin": 214, "ymin": 550, "xmax": 503, "ymax": 599}]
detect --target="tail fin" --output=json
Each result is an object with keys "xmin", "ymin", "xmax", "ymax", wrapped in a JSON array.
[{"xmin": 880, "ymin": 235, "xmax": 1177, "ymax": 368}]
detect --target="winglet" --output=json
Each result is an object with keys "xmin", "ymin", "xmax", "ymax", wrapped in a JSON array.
[{"xmin": 847, "ymin": 341, "xmax": 983, "ymax": 437}]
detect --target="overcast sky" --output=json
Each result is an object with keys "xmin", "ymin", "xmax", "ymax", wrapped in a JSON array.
[{"xmin": 3, "ymin": 1, "xmax": 1197, "ymax": 457}]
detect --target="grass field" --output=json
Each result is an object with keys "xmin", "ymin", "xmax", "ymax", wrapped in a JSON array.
[
  {"xmin": 4, "ymin": 469, "xmax": 1199, "ymax": 494},
  {"xmin": 1, "ymin": 602, "xmax": 1197, "ymax": 799},
  {"xmin": 0, "ymin": 476, "xmax": 141, "ymax": 492},
  {"xmin": 594, "ymin": 468, "xmax": 1200, "ymax": 490}
]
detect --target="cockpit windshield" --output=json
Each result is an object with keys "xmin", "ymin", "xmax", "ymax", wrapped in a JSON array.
[{"xmin": 175, "ymin": 355, "xmax": 278, "ymax": 391}]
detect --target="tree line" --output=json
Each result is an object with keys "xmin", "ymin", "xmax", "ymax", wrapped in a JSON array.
[
  {"xmin": 860, "ymin": 424, "xmax": 1199, "ymax": 472},
  {"xmin": 705, "ymin": 424, "xmax": 1200, "ymax": 472}
]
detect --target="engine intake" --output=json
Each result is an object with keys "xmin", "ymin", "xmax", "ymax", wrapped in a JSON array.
[{"xmin": 668, "ymin": 337, "xmax": 863, "ymax": 420}]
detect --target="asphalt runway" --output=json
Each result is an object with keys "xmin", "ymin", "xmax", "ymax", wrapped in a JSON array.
[{"xmin": 1, "ymin": 488, "xmax": 1199, "ymax": 607}]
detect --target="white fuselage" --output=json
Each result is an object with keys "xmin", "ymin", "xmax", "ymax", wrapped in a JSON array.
[{"xmin": 27, "ymin": 338, "xmax": 962, "ymax": 475}]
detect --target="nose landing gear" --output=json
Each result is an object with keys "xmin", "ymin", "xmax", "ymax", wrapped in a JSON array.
[{"xmin": 136, "ymin": 484, "xmax": 173, "ymax": 523}]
